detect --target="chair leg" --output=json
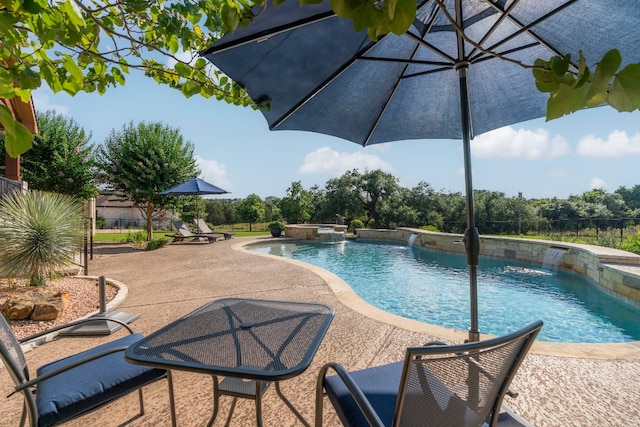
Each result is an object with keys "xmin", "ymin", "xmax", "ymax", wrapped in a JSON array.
[
  {"xmin": 19, "ymin": 400, "xmax": 28, "ymax": 427},
  {"xmin": 138, "ymin": 388, "xmax": 145, "ymax": 416}
]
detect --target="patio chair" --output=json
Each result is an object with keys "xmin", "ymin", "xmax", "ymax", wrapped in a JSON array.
[
  {"xmin": 0, "ymin": 314, "xmax": 176, "ymax": 427},
  {"xmin": 166, "ymin": 220, "xmax": 218, "ymax": 243},
  {"xmin": 315, "ymin": 320, "xmax": 543, "ymax": 427},
  {"xmin": 194, "ymin": 218, "xmax": 235, "ymax": 240}
]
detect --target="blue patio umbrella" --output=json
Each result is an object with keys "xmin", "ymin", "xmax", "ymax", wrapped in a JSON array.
[
  {"xmin": 160, "ymin": 178, "xmax": 229, "ymax": 196},
  {"xmin": 160, "ymin": 178, "xmax": 229, "ymax": 224},
  {"xmin": 201, "ymin": 0, "xmax": 640, "ymax": 341}
]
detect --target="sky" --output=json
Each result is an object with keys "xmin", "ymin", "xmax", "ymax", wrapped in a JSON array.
[{"xmin": 32, "ymin": 71, "xmax": 640, "ymax": 201}]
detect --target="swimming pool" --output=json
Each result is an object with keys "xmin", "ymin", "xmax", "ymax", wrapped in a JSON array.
[{"xmin": 249, "ymin": 240, "xmax": 640, "ymax": 343}]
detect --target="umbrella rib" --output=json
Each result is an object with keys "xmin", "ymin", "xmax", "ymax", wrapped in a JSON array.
[
  {"xmin": 199, "ymin": 10, "xmax": 336, "ymax": 55},
  {"xmin": 405, "ymin": 31, "xmax": 457, "ymax": 64},
  {"xmin": 270, "ymin": 39, "xmax": 379, "ymax": 130},
  {"xmin": 471, "ymin": 0, "xmax": 579, "ymax": 64},
  {"xmin": 467, "ymin": 0, "xmax": 522, "ymax": 59},
  {"xmin": 362, "ymin": 39, "xmax": 423, "ymax": 147},
  {"xmin": 358, "ymin": 56, "xmax": 452, "ymax": 68}
]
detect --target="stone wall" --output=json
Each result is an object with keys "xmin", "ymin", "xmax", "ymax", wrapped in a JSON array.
[
  {"xmin": 355, "ymin": 227, "xmax": 640, "ymax": 307},
  {"xmin": 285, "ymin": 224, "xmax": 349, "ymax": 240}
]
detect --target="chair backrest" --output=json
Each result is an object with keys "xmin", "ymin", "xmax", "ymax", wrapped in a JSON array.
[
  {"xmin": 0, "ymin": 313, "xmax": 29, "ymax": 386},
  {"xmin": 0, "ymin": 313, "xmax": 38, "ymax": 419},
  {"xmin": 394, "ymin": 320, "xmax": 542, "ymax": 427},
  {"xmin": 173, "ymin": 221, "xmax": 194, "ymax": 237},
  {"xmin": 195, "ymin": 218, "xmax": 213, "ymax": 234}
]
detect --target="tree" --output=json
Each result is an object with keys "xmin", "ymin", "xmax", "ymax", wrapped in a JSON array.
[
  {"xmin": 235, "ymin": 194, "xmax": 265, "ymax": 231},
  {"xmin": 1, "ymin": 110, "xmax": 97, "ymax": 200},
  {"xmin": 98, "ymin": 121, "xmax": 198, "ymax": 240},
  {"xmin": 615, "ymin": 185, "xmax": 640, "ymax": 211},
  {"xmin": 278, "ymin": 181, "xmax": 313, "ymax": 224},
  {"xmin": 1, "ymin": 0, "xmax": 254, "ymax": 157},
  {"xmin": 356, "ymin": 169, "xmax": 401, "ymax": 228},
  {"xmin": 205, "ymin": 199, "xmax": 227, "ymax": 226}
]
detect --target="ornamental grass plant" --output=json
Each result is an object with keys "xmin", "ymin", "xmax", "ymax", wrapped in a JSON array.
[{"xmin": 0, "ymin": 190, "xmax": 84, "ymax": 286}]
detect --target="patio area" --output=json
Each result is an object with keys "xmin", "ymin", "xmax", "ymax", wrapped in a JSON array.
[{"xmin": 1, "ymin": 236, "xmax": 639, "ymax": 426}]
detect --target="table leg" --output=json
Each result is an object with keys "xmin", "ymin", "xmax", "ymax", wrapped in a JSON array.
[
  {"xmin": 255, "ymin": 380, "xmax": 264, "ymax": 427},
  {"xmin": 208, "ymin": 376, "xmax": 220, "ymax": 427},
  {"xmin": 275, "ymin": 382, "xmax": 310, "ymax": 427}
]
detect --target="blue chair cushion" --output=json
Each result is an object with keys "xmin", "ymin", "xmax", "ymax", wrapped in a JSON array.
[
  {"xmin": 324, "ymin": 361, "xmax": 403, "ymax": 427},
  {"xmin": 36, "ymin": 333, "xmax": 166, "ymax": 427}
]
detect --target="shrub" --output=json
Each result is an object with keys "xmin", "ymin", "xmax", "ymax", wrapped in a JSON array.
[
  {"xmin": 350, "ymin": 219, "xmax": 364, "ymax": 233},
  {"xmin": 124, "ymin": 231, "xmax": 146, "ymax": 244},
  {"xmin": 95, "ymin": 216, "xmax": 106, "ymax": 229},
  {"xmin": 0, "ymin": 190, "xmax": 84, "ymax": 286},
  {"xmin": 620, "ymin": 234, "xmax": 640, "ymax": 255},
  {"xmin": 420, "ymin": 225, "xmax": 440, "ymax": 232},
  {"xmin": 268, "ymin": 221, "xmax": 285, "ymax": 230},
  {"xmin": 146, "ymin": 237, "xmax": 170, "ymax": 250}
]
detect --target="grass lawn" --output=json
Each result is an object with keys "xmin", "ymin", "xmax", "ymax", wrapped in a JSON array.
[{"xmin": 93, "ymin": 230, "xmax": 269, "ymax": 242}]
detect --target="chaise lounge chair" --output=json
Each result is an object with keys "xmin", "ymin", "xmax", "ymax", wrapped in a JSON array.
[
  {"xmin": 0, "ymin": 314, "xmax": 176, "ymax": 427},
  {"xmin": 166, "ymin": 221, "xmax": 219, "ymax": 243},
  {"xmin": 194, "ymin": 218, "xmax": 235, "ymax": 240},
  {"xmin": 316, "ymin": 320, "xmax": 543, "ymax": 427}
]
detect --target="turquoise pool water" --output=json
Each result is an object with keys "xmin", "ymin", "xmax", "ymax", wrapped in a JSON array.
[{"xmin": 250, "ymin": 240, "xmax": 640, "ymax": 343}]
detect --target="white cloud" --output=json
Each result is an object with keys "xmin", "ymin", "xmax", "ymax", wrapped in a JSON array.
[
  {"xmin": 472, "ymin": 127, "xmax": 571, "ymax": 160},
  {"xmin": 195, "ymin": 155, "xmax": 232, "ymax": 193},
  {"xmin": 32, "ymin": 89, "xmax": 69, "ymax": 115},
  {"xmin": 589, "ymin": 177, "xmax": 607, "ymax": 191},
  {"xmin": 299, "ymin": 146, "xmax": 393, "ymax": 175},
  {"xmin": 576, "ymin": 130, "xmax": 640, "ymax": 157}
]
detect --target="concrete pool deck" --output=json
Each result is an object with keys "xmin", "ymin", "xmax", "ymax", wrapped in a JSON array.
[{"xmin": 1, "ymin": 237, "xmax": 639, "ymax": 426}]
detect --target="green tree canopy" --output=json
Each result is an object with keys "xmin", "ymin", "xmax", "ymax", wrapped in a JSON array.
[
  {"xmin": 1, "ymin": 0, "xmax": 255, "ymax": 157},
  {"xmin": 278, "ymin": 181, "xmax": 314, "ymax": 224},
  {"xmin": 235, "ymin": 193, "xmax": 265, "ymax": 231},
  {"xmin": 0, "ymin": 110, "xmax": 97, "ymax": 200},
  {"xmin": 97, "ymin": 121, "xmax": 198, "ymax": 240}
]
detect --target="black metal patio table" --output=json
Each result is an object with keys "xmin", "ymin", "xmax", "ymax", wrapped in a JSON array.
[{"xmin": 125, "ymin": 297, "xmax": 334, "ymax": 426}]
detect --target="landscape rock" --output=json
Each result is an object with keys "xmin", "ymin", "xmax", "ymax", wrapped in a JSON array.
[{"xmin": 2, "ymin": 292, "xmax": 70, "ymax": 321}]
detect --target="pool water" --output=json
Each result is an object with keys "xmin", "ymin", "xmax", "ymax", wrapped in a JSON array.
[{"xmin": 250, "ymin": 240, "xmax": 640, "ymax": 343}]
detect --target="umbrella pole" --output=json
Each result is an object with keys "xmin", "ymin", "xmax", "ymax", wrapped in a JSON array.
[{"xmin": 457, "ymin": 63, "xmax": 481, "ymax": 342}]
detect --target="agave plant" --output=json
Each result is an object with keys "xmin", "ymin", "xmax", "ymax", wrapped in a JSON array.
[{"xmin": 0, "ymin": 190, "xmax": 84, "ymax": 286}]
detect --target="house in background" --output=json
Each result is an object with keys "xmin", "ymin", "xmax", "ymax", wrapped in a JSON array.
[
  {"xmin": 95, "ymin": 194, "xmax": 172, "ymax": 230},
  {"xmin": 0, "ymin": 97, "xmax": 37, "ymax": 195}
]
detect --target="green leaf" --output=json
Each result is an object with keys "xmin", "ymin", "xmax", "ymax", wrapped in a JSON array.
[
  {"xmin": 608, "ymin": 63, "xmax": 640, "ymax": 112},
  {"xmin": 61, "ymin": 0, "xmax": 85, "ymax": 29},
  {"xmin": 0, "ymin": 104, "xmax": 34, "ymax": 158},
  {"xmin": 585, "ymin": 48, "xmax": 621, "ymax": 107},
  {"xmin": 546, "ymin": 81, "xmax": 588, "ymax": 121},
  {"xmin": 61, "ymin": 55, "xmax": 84, "ymax": 94},
  {"xmin": 388, "ymin": 0, "xmax": 415, "ymax": 35},
  {"xmin": 220, "ymin": 4, "xmax": 240, "ymax": 33},
  {"xmin": 532, "ymin": 58, "xmax": 559, "ymax": 92}
]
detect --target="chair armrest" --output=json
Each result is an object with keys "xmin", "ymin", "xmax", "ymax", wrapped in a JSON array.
[
  {"xmin": 18, "ymin": 317, "xmax": 135, "ymax": 344},
  {"xmin": 316, "ymin": 362, "xmax": 385, "ymax": 427},
  {"xmin": 14, "ymin": 344, "xmax": 130, "ymax": 392},
  {"xmin": 423, "ymin": 340, "xmax": 449, "ymax": 346}
]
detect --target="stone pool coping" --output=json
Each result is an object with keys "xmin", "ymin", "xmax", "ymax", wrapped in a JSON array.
[{"xmin": 238, "ymin": 237, "xmax": 640, "ymax": 360}]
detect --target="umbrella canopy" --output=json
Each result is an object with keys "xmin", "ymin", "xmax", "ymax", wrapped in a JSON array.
[
  {"xmin": 160, "ymin": 178, "xmax": 229, "ymax": 225},
  {"xmin": 201, "ymin": 0, "xmax": 640, "ymax": 341},
  {"xmin": 160, "ymin": 178, "xmax": 229, "ymax": 196}
]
